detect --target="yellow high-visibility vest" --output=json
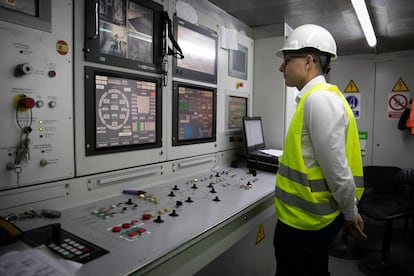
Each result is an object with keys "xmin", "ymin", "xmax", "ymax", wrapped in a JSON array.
[{"xmin": 275, "ymin": 83, "xmax": 364, "ymax": 230}]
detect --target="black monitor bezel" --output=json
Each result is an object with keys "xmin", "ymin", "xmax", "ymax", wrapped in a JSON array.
[
  {"xmin": 84, "ymin": 0, "xmax": 163, "ymax": 73},
  {"xmin": 172, "ymin": 16, "xmax": 218, "ymax": 84},
  {"xmin": 84, "ymin": 66, "xmax": 162, "ymax": 156},
  {"xmin": 172, "ymin": 81, "xmax": 217, "ymax": 146}
]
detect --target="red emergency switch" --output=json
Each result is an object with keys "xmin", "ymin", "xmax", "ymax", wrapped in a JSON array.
[
  {"xmin": 236, "ymin": 81, "xmax": 244, "ymax": 89},
  {"xmin": 14, "ymin": 94, "xmax": 35, "ymax": 110},
  {"xmin": 18, "ymin": 97, "xmax": 35, "ymax": 109}
]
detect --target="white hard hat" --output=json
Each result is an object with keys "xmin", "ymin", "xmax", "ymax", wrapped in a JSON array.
[{"xmin": 276, "ymin": 24, "xmax": 337, "ymax": 60}]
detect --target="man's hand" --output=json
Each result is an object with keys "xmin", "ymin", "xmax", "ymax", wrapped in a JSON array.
[{"xmin": 343, "ymin": 213, "xmax": 368, "ymax": 240}]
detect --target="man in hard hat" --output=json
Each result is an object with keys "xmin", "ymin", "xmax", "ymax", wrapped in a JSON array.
[{"xmin": 273, "ymin": 24, "xmax": 367, "ymax": 276}]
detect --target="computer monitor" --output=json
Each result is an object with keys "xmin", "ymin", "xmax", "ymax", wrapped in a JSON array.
[
  {"xmin": 84, "ymin": 0, "xmax": 163, "ymax": 72},
  {"xmin": 172, "ymin": 81, "xmax": 217, "ymax": 146},
  {"xmin": 173, "ymin": 17, "xmax": 218, "ymax": 84},
  {"xmin": 0, "ymin": 0, "xmax": 51, "ymax": 32},
  {"xmin": 84, "ymin": 66, "xmax": 162, "ymax": 155},
  {"xmin": 242, "ymin": 116, "xmax": 265, "ymax": 152}
]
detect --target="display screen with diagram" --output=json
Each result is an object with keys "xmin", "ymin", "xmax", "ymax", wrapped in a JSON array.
[
  {"xmin": 172, "ymin": 81, "xmax": 217, "ymax": 146},
  {"xmin": 84, "ymin": 67, "xmax": 162, "ymax": 155}
]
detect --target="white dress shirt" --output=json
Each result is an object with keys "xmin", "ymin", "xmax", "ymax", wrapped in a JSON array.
[{"xmin": 296, "ymin": 75, "xmax": 357, "ymax": 221}]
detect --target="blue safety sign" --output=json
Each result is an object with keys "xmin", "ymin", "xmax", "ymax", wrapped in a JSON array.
[
  {"xmin": 346, "ymin": 95, "xmax": 360, "ymax": 119},
  {"xmin": 346, "ymin": 95, "xmax": 359, "ymax": 109}
]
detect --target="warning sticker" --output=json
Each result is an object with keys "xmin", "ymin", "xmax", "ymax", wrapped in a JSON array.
[
  {"xmin": 392, "ymin": 78, "xmax": 409, "ymax": 92},
  {"xmin": 255, "ymin": 224, "xmax": 265, "ymax": 245},
  {"xmin": 344, "ymin": 80, "xmax": 360, "ymax": 93},
  {"xmin": 387, "ymin": 93, "xmax": 408, "ymax": 118}
]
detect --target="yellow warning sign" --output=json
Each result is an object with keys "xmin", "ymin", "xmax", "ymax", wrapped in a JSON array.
[
  {"xmin": 255, "ymin": 224, "xmax": 265, "ymax": 244},
  {"xmin": 344, "ymin": 80, "xmax": 359, "ymax": 93},
  {"xmin": 392, "ymin": 78, "xmax": 409, "ymax": 92}
]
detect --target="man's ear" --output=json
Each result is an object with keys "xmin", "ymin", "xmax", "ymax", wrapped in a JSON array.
[{"xmin": 305, "ymin": 54, "xmax": 315, "ymax": 65}]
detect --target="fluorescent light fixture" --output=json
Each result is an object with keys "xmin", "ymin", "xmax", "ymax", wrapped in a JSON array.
[{"xmin": 351, "ymin": 0, "xmax": 377, "ymax": 47}]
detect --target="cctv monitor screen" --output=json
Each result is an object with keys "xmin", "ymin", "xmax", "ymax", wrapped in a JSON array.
[
  {"xmin": 85, "ymin": 0, "xmax": 163, "ymax": 72},
  {"xmin": 85, "ymin": 67, "xmax": 162, "ymax": 155},
  {"xmin": 172, "ymin": 81, "xmax": 216, "ymax": 146}
]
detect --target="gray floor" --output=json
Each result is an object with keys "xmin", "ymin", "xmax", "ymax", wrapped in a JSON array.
[{"xmin": 196, "ymin": 218, "xmax": 414, "ymax": 276}]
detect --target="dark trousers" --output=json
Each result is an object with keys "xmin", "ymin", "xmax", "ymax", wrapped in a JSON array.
[{"xmin": 273, "ymin": 215, "xmax": 343, "ymax": 276}]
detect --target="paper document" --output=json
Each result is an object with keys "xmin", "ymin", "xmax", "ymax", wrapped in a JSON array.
[
  {"xmin": 259, "ymin": 149, "xmax": 283, "ymax": 157},
  {"xmin": 0, "ymin": 247, "xmax": 81, "ymax": 276}
]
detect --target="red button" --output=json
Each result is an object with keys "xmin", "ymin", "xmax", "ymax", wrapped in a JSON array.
[
  {"xmin": 131, "ymin": 219, "xmax": 139, "ymax": 225},
  {"xmin": 18, "ymin": 97, "xmax": 35, "ymax": 109},
  {"xmin": 122, "ymin": 223, "xmax": 131, "ymax": 228},
  {"xmin": 128, "ymin": 231, "xmax": 138, "ymax": 237},
  {"xmin": 138, "ymin": 228, "xmax": 146, "ymax": 234},
  {"xmin": 81, "ymin": 247, "xmax": 90, "ymax": 253},
  {"xmin": 142, "ymin": 214, "xmax": 152, "ymax": 220},
  {"xmin": 112, "ymin": 226, "xmax": 122, "ymax": 232}
]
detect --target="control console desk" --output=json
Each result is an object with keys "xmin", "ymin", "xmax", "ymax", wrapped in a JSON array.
[{"xmin": 1, "ymin": 167, "xmax": 276, "ymax": 275}]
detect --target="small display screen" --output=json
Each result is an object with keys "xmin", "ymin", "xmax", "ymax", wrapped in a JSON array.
[
  {"xmin": 173, "ymin": 17, "xmax": 218, "ymax": 84},
  {"xmin": 172, "ymin": 82, "xmax": 216, "ymax": 145},
  {"xmin": 228, "ymin": 44, "xmax": 248, "ymax": 80},
  {"xmin": 228, "ymin": 96, "xmax": 247, "ymax": 129},
  {"xmin": 85, "ymin": 67, "xmax": 161, "ymax": 155}
]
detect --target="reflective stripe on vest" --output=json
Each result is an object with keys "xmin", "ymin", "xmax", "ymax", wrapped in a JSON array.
[
  {"xmin": 277, "ymin": 163, "xmax": 364, "ymax": 192},
  {"xmin": 275, "ymin": 82, "xmax": 364, "ymax": 230}
]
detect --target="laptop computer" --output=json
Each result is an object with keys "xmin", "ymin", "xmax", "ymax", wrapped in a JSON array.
[{"xmin": 242, "ymin": 116, "xmax": 282, "ymax": 171}]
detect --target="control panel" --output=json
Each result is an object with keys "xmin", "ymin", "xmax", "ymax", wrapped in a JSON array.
[
  {"xmin": 0, "ymin": 1, "xmax": 74, "ymax": 189},
  {"xmin": 9, "ymin": 167, "xmax": 275, "ymax": 275}
]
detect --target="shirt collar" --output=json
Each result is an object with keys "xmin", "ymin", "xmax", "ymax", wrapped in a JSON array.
[{"xmin": 295, "ymin": 75, "xmax": 327, "ymax": 103}]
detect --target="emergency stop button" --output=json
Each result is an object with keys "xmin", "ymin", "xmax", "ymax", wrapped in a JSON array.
[
  {"xmin": 13, "ymin": 94, "xmax": 35, "ymax": 110},
  {"xmin": 19, "ymin": 97, "xmax": 35, "ymax": 109}
]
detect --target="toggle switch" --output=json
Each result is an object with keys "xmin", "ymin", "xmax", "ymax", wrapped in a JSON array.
[
  {"xmin": 153, "ymin": 215, "xmax": 164, "ymax": 223},
  {"xmin": 36, "ymin": 100, "xmax": 44, "ymax": 108},
  {"xmin": 48, "ymin": 101, "xmax": 57, "ymax": 108},
  {"xmin": 169, "ymin": 210, "xmax": 179, "ymax": 217}
]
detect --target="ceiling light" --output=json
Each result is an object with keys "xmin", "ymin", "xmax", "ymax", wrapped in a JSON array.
[{"xmin": 351, "ymin": 0, "xmax": 377, "ymax": 47}]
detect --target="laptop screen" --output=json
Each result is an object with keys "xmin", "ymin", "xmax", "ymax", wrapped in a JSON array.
[{"xmin": 243, "ymin": 116, "xmax": 265, "ymax": 152}]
